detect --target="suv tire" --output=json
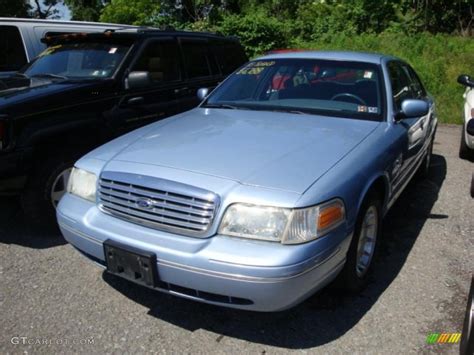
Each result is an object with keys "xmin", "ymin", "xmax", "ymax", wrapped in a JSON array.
[{"xmin": 21, "ymin": 156, "xmax": 76, "ymax": 232}]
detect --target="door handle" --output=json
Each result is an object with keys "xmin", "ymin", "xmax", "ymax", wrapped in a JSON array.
[
  {"xmin": 174, "ymin": 87, "xmax": 189, "ymax": 94},
  {"xmin": 127, "ymin": 97, "xmax": 144, "ymax": 106}
]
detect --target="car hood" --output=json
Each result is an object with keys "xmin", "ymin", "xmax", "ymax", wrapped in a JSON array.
[
  {"xmin": 0, "ymin": 77, "xmax": 108, "ymax": 112},
  {"xmin": 110, "ymin": 108, "xmax": 380, "ymax": 194}
]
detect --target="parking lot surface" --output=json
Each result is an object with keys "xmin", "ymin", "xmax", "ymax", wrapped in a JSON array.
[{"xmin": 0, "ymin": 124, "xmax": 472, "ymax": 354}]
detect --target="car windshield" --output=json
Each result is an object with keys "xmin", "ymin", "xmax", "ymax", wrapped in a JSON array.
[
  {"xmin": 22, "ymin": 42, "xmax": 130, "ymax": 79},
  {"xmin": 204, "ymin": 59, "xmax": 384, "ymax": 121}
]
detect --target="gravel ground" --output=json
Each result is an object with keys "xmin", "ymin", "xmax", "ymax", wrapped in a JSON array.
[{"xmin": 0, "ymin": 124, "xmax": 472, "ymax": 354}]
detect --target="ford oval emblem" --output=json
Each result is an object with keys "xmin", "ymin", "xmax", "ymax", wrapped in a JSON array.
[{"xmin": 136, "ymin": 197, "xmax": 154, "ymax": 209}]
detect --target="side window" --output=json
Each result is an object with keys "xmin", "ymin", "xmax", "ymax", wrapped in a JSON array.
[
  {"xmin": 387, "ymin": 61, "xmax": 414, "ymax": 111},
  {"xmin": 404, "ymin": 65, "xmax": 426, "ymax": 99},
  {"xmin": 180, "ymin": 40, "xmax": 216, "ymax": 79},
  {"xmin": 213, "ymin": 42, "xmax": 248, "ymax": 75},
  {"xmin": 131, "ymin": 40, "xmax": 180, "ymax": 83},
  {"xmin": 0, "ymin": 26, "xmax": 27, "ymax": 72}
]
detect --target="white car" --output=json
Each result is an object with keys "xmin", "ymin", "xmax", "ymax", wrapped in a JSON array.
[{"xmin": 458, "ymin": 74, "xmax": 474, "ymax": 159}]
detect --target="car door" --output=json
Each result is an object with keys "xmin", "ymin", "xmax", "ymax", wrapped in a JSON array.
[
  {"xmin": 388, "ymin": 61, "xmax": 431, "ymax": 191},
  {"xmin": 110, "ymin": 38, "xmax": 183, "ymax": 137},
  {"xmin": 177, "ymin": 38, "xmax": 222, "ymax": 110}
]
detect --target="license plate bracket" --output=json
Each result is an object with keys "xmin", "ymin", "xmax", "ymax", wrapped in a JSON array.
[{"xmin": 103, "ymin": 239, "xmax": 158, "ymax": 287}]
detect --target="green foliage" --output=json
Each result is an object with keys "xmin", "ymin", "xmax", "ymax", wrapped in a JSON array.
[
  {"xmin": 65, "ymin": 0, "xmax": 106, "ymax": 22},
  {"xmin": 293, "ymin": 32, "xmax": 474, "ymax": 124},
  {"xmin": 217, "ymin": 12, "xmax": 288, "ymax": 57},
  {"xmin": 99, "ymin": 0, "xmax": 160, "ymax": 26},
  {"xmin": 0, "ymin": 0, "xmax": 31, "ymax": 17},
  {"xmin": 294, "ymin": 0, "xmax": 398, "ymax": 41}
]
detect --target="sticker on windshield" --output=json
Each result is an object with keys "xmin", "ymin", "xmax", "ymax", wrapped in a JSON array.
[
  {"xmin": 237, "ymin": 67, "xmax": 266, "ymax": 75},
  {"xmin": 363, "ymin": 71, "xmax": 373, "ymax": 79},
  {"xmin": 237, "ymin": 61, "xmax": 275, "ymax": 75},
  {"xmin": 358, "ymin": 105, "xmax": 368, "ymax": 113},
  {"xmin": 38, "ymin": 45, "xmax": 62, "ymax": 57},
  {"xmin": 368, "ymin": 106, "xmax": 378, "ymax": 113},
  {"xmin": 108, "ymin": 47, "xmax": 118, "ymax": 54}
]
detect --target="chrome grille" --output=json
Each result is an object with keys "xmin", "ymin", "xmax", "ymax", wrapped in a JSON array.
[{"xmin": 98, "ymin": 172, "xmax": 219, "ymax": 237}]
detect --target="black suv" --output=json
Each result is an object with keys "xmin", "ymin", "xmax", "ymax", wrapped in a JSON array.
[{"xmin": 0, "ymin": 28, "xmax": 247, "ymax": 227}]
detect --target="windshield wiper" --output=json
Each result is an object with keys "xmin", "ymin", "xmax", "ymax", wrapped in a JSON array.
[
  {"xmin": 202, "ymin": 103, "xmax": 239, "ymax": 110},
  {"xmin": 30, "ymin": 73, "xmax": 68, "ymax": 80},
  {"xmin": 270, "ymin": 108, "xmax": 306, "ymax": 115},
  {"xmin": 13, "ymin": 72, "xmax": 29, "ymax": 79}
]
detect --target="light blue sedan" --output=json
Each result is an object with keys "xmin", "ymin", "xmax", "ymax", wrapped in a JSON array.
[{"xmin": 57, "ymin": 51, "xmax": 437, "ymax": 311}]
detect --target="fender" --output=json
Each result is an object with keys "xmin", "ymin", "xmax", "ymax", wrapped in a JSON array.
[{"xmin": 356, "ymin": 172, "xmax": 391, "ymax": 219}]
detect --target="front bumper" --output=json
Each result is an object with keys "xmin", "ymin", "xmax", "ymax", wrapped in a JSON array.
[{"xmin": 57, "ymin": 193, "xmax": 351, "ymax": 312}]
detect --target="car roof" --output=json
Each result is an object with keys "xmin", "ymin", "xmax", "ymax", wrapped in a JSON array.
[
  {"xmin": 0, "ymin": 17, "xmax": 135, "ymax": 28},
  {"xmin": 43, "ymin": 27, "xmax": 240, "ymax": 45},
  {"xmin": 257, "ymin": 51, "xmax": 398, "ymax": 65}
]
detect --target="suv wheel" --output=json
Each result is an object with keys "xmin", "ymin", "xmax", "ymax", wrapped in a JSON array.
[
  {"xmin": 336, "ymin": 191, "xmax": 382, "ymax": 292},
  {"xmin": 21, "ymin": 157, "xmax": 76, "ymax": 231},
  {"xmin": 50, "ymin": 167, "xmax": 72, "ymax": 207}
]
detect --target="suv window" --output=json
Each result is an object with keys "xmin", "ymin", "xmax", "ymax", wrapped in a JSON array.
[
  {"xmin": 181, "ymin": 40, "xmax": 216, "ymax": 79},
  {"xmin": 0, "ymin": 26, "xmax": 27, "ymax": 71},
  {"xmin": 132, "ymin": 40, "xmax": 181, "ymax": 83},
  {"xmin": 212, "ymin": 42, "xmax": 247, "ymax": 75},
  {"xmin": 388, "ymin": 61, "xmax": 414, "ymax": 110}
]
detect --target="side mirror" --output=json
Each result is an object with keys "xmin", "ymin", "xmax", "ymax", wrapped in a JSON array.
[
  {"xmin": 458, "ymin": 74, "xmax": 474, "ymax": 87},
  {"xmin": 396, "ymin": 99, "xmax": 429, "ymax": 120},
  {"xmin": 197, "ymin": 88, "xmax": 209, "ymax": 101},
  {"xmin": 466, "ymin": 119, "xmax": 474, "ymax": 136},
  {"xmin": 126, "ymin": 71, "xmax": 152, "ymax": 90}
]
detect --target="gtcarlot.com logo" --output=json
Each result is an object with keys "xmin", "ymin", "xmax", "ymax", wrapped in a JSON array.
[{"xmin": 11, "ymin": 336, "xmax": 95, "ymax": 346}]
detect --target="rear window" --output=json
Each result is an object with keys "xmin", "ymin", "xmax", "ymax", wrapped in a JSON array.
[{"xmin": 0, "ymin": 26, "xmax": 27, "ymax": 72}]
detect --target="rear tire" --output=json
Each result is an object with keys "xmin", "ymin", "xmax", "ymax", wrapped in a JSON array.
[
  {"xmin": 470, "ymin": 173, "xmax": 474, "ymax": 198},
  {"xmin": 336, "ymin": 191, "xmax": 382, "ymax": 292},
  {"xmin": 417, "ymin": 137, "xmax": 434, "ymax": 179},
  {"xmin": 21, "ymin": 156, "xmax": 75, "ymax": 232},
  {"xmin": 459, "ymin": 123, "xmax": 473, "ymax": 160}
]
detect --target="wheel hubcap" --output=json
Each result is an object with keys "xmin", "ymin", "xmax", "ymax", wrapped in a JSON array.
[
  {"xmin": 356, "ymin": 205, "xmax": 378, "ymax": 278},
  {"xmin": 51, "ymin": 168, "xmax": 72, "ymax": 208}
]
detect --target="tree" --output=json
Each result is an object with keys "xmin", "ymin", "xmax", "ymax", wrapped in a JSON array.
[
  {"xmin": 397, "ymin": 0, "xmax": 473, "ymax": 36},
  {"xmin": 31, "ymin": 0, "xmax": 62, "ymax": 19},
  {"xmin": 0, "ymin": 0, "xmax": 31, "ymax": 17},
  {"xmin": 65, "ymin": 0, "xmax": 109, "ymax": 21},
  {"xmin": 100, "ymin": 0, "xmax": 160, "ymax": 25}
]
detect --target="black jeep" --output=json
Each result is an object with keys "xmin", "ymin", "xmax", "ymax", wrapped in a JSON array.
[{"xmin": 0, "ymin": 28, "xmax": 247, "ymax": 227}]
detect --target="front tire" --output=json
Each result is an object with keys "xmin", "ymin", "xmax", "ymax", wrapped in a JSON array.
[{"xmin": 337, "ymin": 192, "xmax": 382, "ymax": 292}]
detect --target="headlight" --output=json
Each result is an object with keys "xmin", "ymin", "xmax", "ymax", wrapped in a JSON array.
[
  {"xmin": 67, "ymin": 167, "xmax": 97, "ymax": 202},
  {"xmin": 218, "ymin": 199, "xmax": 345, "ymax": 244},
  {"xmin": 219, "ymin": 204, "xmax": 291, "ymax": 241}
]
